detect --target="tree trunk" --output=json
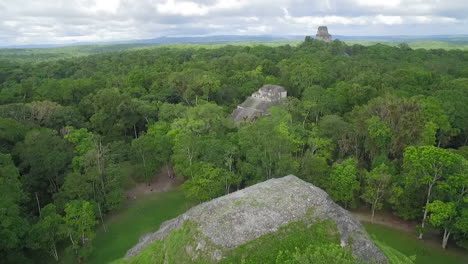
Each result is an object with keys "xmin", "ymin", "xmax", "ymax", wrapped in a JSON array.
[
  {"xmin": 371, "ymin": 202, "xmax": 377, "ymax": 224},
  {"xmin": 69, "ymin": 233, "xmax": 77, "ymax": 255},
  {"xmin": 302, "ymin": 110, "xmax": 310, "ymax": 128},
  {"xmin": 166, "ymin": 164, "xmax": 172, "ymax": 179},
  {"xmin": 442, "ymin": 229, "xmax": 451, "ymax": 249},
  {"xmin": 225, "ymin": 176, "xmax": 229, "ymax": 194},
  {"xmin": 419, "ymin": 183, "xmax": 435, "ymax": 239},
  {"xmin": 51, "ymin": 243, "xmax": 58, "ymax": 261},
  {"xmin": 35, "ymin": 192, "xmax": 41, "ymax": 216},
  {"xmin": 98, "ymin": 202, "xmax": 107, "ymax": 232}
]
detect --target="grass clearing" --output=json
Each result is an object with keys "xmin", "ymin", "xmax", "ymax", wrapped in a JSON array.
[
  {"xmin": 364, "ymin": 223, "xmax": 468, "ymax": 264},
  {"xmin": 84, "ymin": 189, "xmax": 191, "ymax": 264}
]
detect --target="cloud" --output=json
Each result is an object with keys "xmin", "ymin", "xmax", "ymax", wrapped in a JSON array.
[{"xmin": 0, "ymin": 0, "xmax": 467, "ymax": 46}]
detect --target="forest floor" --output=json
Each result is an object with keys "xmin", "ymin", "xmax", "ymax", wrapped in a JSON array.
[
  {"xmin": 125, "ymin": 164, "xmax": 184, "ymax": 201},
  {"xmin": 352, "ymin": 209, "xmax": 468, "ymax": 264},
  {"xmin": 351, "ymin": 209, "xmax": 417, "ymax": 233}
]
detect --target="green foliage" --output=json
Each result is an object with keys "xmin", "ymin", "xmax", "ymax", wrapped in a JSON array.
[
  {"xmin": 393, "ymin": 146, "xmax": 465, "ymax": 231},
  {"xmin": 131, "ymin": 122, "xmax": 172, "ymax": 182},
  {"xmin": 83, "ymin": 88, "xmax": 140, "ymax": 139},
  {"xmin": 403, "ymin": 146, "xmax": 462, "ymax": 187},
  {"xmin": 64, "ymin": 127, "xmax": 94, "ymax": 171},
  {"xmin": 13, "ymin": 128, "xmax": 73, "ymax": 206},
  {"xmin": 0, "ymin": 153, "xmax": 28, "ymax": 260},
  {"xmin": 239, "ymin": 107, "xmax": 302, "ymax": 182},
  {"xmin": 275, "ymin": 244, "xmax": 358, "ymax": 264},
  {"xmin": 64, "ymin": 200, "xmax": 97, "ymax": 261},
  {"xmin": 0, "ymin": 118, "xmax": 27, "ymax": 152},
  {"xmin": 427, "ymin": 200, "xmax": 457, "ymax": 229},
  {"xmin": 362, "ymin": 164, "xmax": 392, "ymax": 221},
  {"xmin": 326, "ymin": 158, "xmax": 360, "ymax": 207},
  {"xmin": 118, "ymin": 219, "xmax": 345, "ymax": 264},
  {"xmin": 183, "ymin": 162, "xmax": 240, "ymax": 202},
  {"xmin": 2, "ymin": 38, "xmax": 468, "ymax": 260},
  {"xmin": 28, "ymin": 204, "xmax": 66, "ymax": 260}
]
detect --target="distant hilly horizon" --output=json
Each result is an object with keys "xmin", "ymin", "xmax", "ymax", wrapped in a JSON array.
[{"xmin": 3, "ymin": 34, "xmax": 468, "ymax": 49}]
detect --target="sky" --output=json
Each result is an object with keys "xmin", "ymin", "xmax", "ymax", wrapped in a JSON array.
[{"xmin": 1, "ymin": 0, "xmax": 468, "ymax": 46}]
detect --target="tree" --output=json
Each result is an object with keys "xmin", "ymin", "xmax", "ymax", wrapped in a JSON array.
[
  {"xmin": 427, "ymin": 201, "xmax": 457, "ymax": 249},
  {"xmin": 82, "ymin": 88, "xmax": 140, "ymax": 139},
  {"xmin": 362, "ymin": 164, "xmax": 392, "ymax": 223},
  {"xmin": 299, "ymin": 129, "xmax": 333, "ymax": 187},
  {"xmin": 326, "ymin": 158, "xmax": 360, "ymax": 208},
  {"xmin": 158, "ymin": 103, "xmax": 188, "ymax": 123},
  {"xmin": 0, "ymin": 153, "xmax": 29, "ymax": 260},
  {"xmin": 28, "ymin": 204, "xmax": 66, "ymax": 260},
  {"xmin": 0, "ymin": 118, "xmax": 27, "ymax": 153},
  {"xmin": 13, "ymin": 128, "xmax": 73, "ymax": 209},
  {"xmin": 299, "ymin": 85, "xmax": 328, "ymax": 125},
  {"xmin": 64, "ymin": 127, "xmax": 124, "ymax": 215},
  {"xmin": 238, "ymin": 108, "xmax": 302, "ymax": 182},
  {"xmin": 349, "ymin": 95, "xmax": 425, "ymax": 162},
  {"xmin": 183, "ymin": 162, "xmax": 240, "ymax": 202},
  {"xmin": 317, "ymin": 115, "xmax": 351, "ymax": 144},
  {"xmin": 416, "ymin": 96, "xmax": 453, "ymax": 147},
  {"xmin": 168, "ymin": 69, "xmax": 221, "ymax": 105},
  {"xmin": 427, "ymin": 159, "xmax": 468, "ymax": 248},
  {"xmin": 402, "ymin": 146, "xmax": 463, "ymax": 239},
  {"xmin": 170, "ymin": 103, "xmax": 233, "ymax": 179},
  {"xmin": 434, "ymin": 79, "xmax": 468, "ymax": 146},
  {"xmin": 131, "ymin": 122, "xmax": 172, "ymax": 183},
  {"xmin": 64, "ymin": 200, "xmax": 97, "ymax": 261},
  {"xmin": 364, "ymin": 116, "xmax": 393, "ymax": 166}
]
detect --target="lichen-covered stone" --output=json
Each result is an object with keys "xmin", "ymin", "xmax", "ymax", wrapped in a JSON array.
[{"xmin": 125, "ymin": 175, "xmax": 387, "ymax": 263}]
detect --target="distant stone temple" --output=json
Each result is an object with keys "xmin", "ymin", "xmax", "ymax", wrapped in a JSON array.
[
  {"xmin": 316, "ymin": 26, "xmax": 332, "ymax": 42},
  {"xmin": 232, "ymin": 84, "xmax": 287, "ymax": 123}
]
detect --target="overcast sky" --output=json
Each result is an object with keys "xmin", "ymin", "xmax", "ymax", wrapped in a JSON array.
[{"xmin": 1, "ymin": 0, "xmax": 468, "ymax": 46}]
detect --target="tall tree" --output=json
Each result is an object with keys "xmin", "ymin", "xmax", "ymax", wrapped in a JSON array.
[
  {"xmin": 183, "ymin": 162, "xmax": 240, "ymax": 203},
  {"xmin": 131, "ymin": 122, "xmax": 172, "ymax": 183},
  {"xmin": 326, "ymin": 158, "xmax": 360, "ymax": 208},
  {"xmin": 28, "ymin": 204, "xmax": 66, "ymax": 260},
  {"xmin": 13, "ymin": 128, "xmax": 73, "ymax": 207},
  {"xmin": 64, "ymin": 200, "xmax": 97, "ymax": 261},
  {"xmin": 239, "ymin": 107, "xmax": 303, "ymax": 183},
  {"xmin": 361, "ymin": 164, "xmax": 392, "ymax": 223},
  {"xmin": 402, "ymin": 146, "xmax": 464, "ymax": 239},
  {"xmin": 427, "ymin": 159, "xmax": 468, "ymax": 248},
  {"xmin": 0, "ymin": 153, "xmax": 29, "ymax": 261}
]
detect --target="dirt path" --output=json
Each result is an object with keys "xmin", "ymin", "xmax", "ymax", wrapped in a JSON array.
[
  {"xmin": 125, "ymin": 164, "xmax": 184, "ymax": 201},
  {"xmin": 351, "ymin": 209, "xmax": 418, "ymax": 234}
]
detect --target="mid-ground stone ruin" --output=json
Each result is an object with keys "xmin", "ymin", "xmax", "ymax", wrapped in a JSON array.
[{"xmin": 232, "ymin": 84, "xmax": 287, "ymax": 123}]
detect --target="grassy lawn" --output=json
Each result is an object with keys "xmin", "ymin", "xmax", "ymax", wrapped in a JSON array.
[
  {"xmin": 364, "ymin": 223, "xmax": 468, "ymax": 264},
  {"xmin": 81, "ymin": 189, "xmax": 190, "ymax": 264}
]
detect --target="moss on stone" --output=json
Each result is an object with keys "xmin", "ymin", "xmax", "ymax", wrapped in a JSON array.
[
  {"xmin": 115, "ymin": 219, "xmax": 345, "ymax": 264},
  {"xmin": 220, "ymin": 219, "xmax": 341, "ymax": 263}
]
